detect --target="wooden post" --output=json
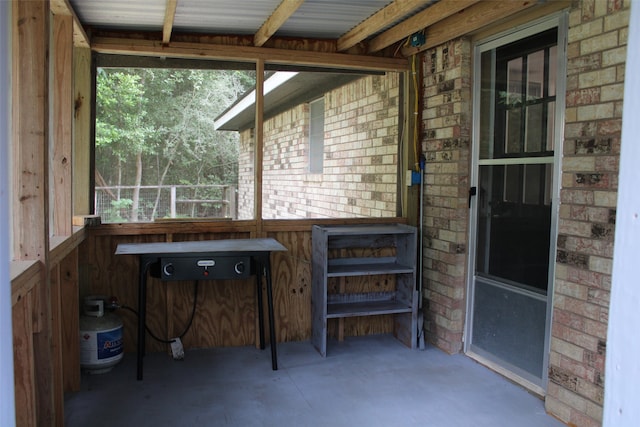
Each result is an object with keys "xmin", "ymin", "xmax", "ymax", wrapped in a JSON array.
[
  {"xmin": 170, "ymin": 186, "xmax": 177, "ymax": 218},
  {"xmin": 254, "ymin": 60, "xmax": 265, "ymax": 348},
  {"xmin": 255, "ymin": 60, "xmax": 264, "ymax": 229},
  {"xmin": 53, "ymin": 13, "xmax": 73, "ymax": 237},
  {"xmin": 72, "ymin": 46, "xmax": 92, "ymax": 216},
  {"xmin": 13, "ymin": 0, "xmax": 53, "ymax": 424}
]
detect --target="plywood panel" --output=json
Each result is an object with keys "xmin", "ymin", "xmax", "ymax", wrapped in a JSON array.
[
  {"xmin": 49, "ymin": 264, "xmax": 65, "ymax": 427},
  {"xmin": 88, "ymin": 223, "xmax": 405, "ymax": 354},
  {"xmin": 59, "ymin": 249, "xmax": 80, "ymax": 392},
  {"xmin": 269, "ymin": 230, "xmax": 312, "ymax": 343},
  {"xmin": 90, "ymin": 234, "xmax": 166, "ymax": 353},
  {"xmin": 172, "ymin": 278, "xmax": 256, "ymax": 348},
  {"xmin": 12, "ymin": 292, "xmax": 36, "ymax": 427},
  {"xmin": 169, "ymin": 232, "xmax": 256, "ymax": 349}
]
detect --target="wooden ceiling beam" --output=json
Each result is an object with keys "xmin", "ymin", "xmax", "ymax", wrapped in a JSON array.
[
  {"xmin": 400, "ymin": 0, "xmax": 541, "ymax": 56},
  {"xmin": 368, "ymin": 0, "xmax": 481, "ymax": 53},
  {"xmin": 50, "ymin": 0, "xmax": 90, "ymax": 48},
  {"xmin": 91, "ymin": 37, "xmax": 409, "ymax": 72},
  {"xmin": 162, "ymin": 0, "xmax": 178, "ymax": 45},
  {"xmin": 254, "ymin": 0, "xmax": 305, "ymax": 47},
  {"xmin": 337, "ymin": 0, "xmax": 431, "ymax": 52}
]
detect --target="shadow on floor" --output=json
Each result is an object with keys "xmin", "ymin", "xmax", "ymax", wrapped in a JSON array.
[{"xmin": 65, "ymin": 334, "xmax": 565, "ymax": 427}]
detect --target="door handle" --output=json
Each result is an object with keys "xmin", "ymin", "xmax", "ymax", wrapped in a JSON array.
[{"xmin": 469, "ymin": 186, "xmax": 477, "ymax": 208}]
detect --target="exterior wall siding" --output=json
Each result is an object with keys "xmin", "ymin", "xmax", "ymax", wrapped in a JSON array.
[{"xmin": 238, "ymin": 73, "xmax": 400, "ymax": 219}]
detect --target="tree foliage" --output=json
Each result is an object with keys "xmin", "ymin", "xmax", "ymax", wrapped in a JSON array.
[{"xmin": 95, "ymin": 67, "xmax": 255, "ymax": 221}]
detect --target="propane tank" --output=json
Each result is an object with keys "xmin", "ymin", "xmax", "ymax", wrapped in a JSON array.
[{"xmin": 79, "ymin": 296, "xmax": 123, "ymax": 374}]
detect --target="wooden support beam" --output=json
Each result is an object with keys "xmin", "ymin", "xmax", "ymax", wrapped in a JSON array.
[
  {"xmin": 13, "ymin": 0, "xmax": 50, "ymax": 261},
  {"xmin": 254, "ymin": 0, "xmax": 304, "ymax": 47},
  {"xmin": 53, "ymin": 14, "xmax": 73, "ymax": 237},
  {"xmin": 401, "ymin": 0, "xmax": 541, "ymax": 56},
  {"xmin": 162, "ymin": 0, "xmax": 178, "ymax": 45},
  {"xmin": 91, "ymin": 37, "xmax": 409, "ymax": 72},
  {"xmin": 368, "ymin": 0, "xmax": 481, "ymax": 53},
  {"xmin": 50, "ymin": 0, "xmax": 90, "ymax": 48},
  {"xmin": 471, "ymin": 0, "xmax": 572, "ymax": 42},
  {"xmin": 337, "ymin": 0, "xmax": 432, "ymax": 51},
  {"xmin": 72, "ymin": 47, "xmax": 93, "ymax": 216},
  {"xmin": 13, "ymin": 1, "xmax": 53, "ymax": 424}
]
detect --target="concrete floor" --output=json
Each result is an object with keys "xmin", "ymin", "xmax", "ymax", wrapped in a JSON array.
[{"xmin": 65, "ymin": 334, "xmax": 566, "ymax": 427}]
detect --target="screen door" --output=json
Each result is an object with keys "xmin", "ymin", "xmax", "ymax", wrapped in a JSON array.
[{"xmin": 467, "ymin": 17, "xmax": 566, "ymax": 390}]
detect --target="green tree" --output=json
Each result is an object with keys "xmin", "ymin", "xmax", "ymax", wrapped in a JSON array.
[{"xmin": 95, "ymin": 67, "xmax": 255, "ymax": 221}]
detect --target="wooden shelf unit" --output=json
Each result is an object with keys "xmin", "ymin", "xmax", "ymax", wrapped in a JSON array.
[{"xmin": 311, "ymin": 224, "xmax": 419, "ymax": 356}]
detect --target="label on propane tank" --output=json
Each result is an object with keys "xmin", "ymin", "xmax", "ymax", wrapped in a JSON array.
[{"xmin": 80, "ymin": 326, "xmax": 123, "ymax": 364}]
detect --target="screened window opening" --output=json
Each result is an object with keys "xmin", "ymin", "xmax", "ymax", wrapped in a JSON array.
[
  {"xmin": 259, "ymin": 70, "xmax": 401, "ymax": 219},
  {"xmin": 94, "ymin": 65, "xmax": 256, "ymax": 223},
  {"xmin": 95, "ymin": 63, "xmax": 403, "ymax": 222}
]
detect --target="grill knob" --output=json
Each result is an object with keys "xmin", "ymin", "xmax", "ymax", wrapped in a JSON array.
[
  {"xmin": 163, "ymin": 263, "xmax": 175, "ymax": 276},
  {"xmin": 234, "ymin": 261, "xmax": 245, "ymax": 275}
]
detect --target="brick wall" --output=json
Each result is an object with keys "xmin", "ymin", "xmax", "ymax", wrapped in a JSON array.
[
  {"xmin": 546, "ymin": 1, "xmax": 629, "ymax": 426},
  {"xmin": 239, "ymin": 73, "xmax": 401, "ymax": 219},
  {"xmin": 421, "ymin": 38, "xmax": 472, "ymax": 354},
  {"xmin": 237, "ymin": 128, "xmax": 254, "ymax": 220},
  {"xmin": 419, "ymin": 1, "xmax": 630, "ymax": 426}
]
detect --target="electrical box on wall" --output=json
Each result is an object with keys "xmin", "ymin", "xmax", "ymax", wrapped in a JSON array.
[
  {"xmin": 410, "ymin": 32, "xmax": 425, "ymax": 47},
  {"xmin": 406, "ymin": 169, "xmax": 422, "ymax": 186}
]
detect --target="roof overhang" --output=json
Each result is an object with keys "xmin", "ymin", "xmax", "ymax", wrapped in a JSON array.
[{"xmin": 214, "ymin": 70, "xmax": 373, "ymax": 131}]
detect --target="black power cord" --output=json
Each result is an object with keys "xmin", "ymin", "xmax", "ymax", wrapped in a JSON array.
[{"xmin": 112, "ymin": 280, "xmax": 199, "ymax": 344}]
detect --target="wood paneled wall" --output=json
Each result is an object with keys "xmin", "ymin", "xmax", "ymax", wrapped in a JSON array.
[
  {"xmin": 86, "ymin": 219, "xmax": 404, "ymax": 355},
  {"xmin": 12, "ymin": 233, "xmax": 84, "ymax": 427}
]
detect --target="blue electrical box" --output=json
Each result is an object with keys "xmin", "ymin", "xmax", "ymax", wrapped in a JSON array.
[{"xmin": 410, "ymin": 33, "xmax": 425, "ymax": 47}]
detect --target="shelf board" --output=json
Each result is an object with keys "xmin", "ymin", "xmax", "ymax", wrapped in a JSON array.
[
  {"xmin": 327, "ymin": 299, "xmax": 413, "ymax": 318},
  {"xmin": 327, "ymin": 258, "xmax": 414, "ymax": 277},
  {"xmin": 317, "ymin": 224, "xmax": 415, "ymax": 236}
]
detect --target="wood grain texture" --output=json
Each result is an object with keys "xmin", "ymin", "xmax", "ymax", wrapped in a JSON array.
[
  {"xmin": 268, "ymin": 230, "xmax": 312, "ymax": 342},
  {"xmin": 49, "ymin": 264, "xmax": 64, "ymax": 427},
  {"xmin": 14, "ymin": 1, "xmax": 55, "ymax": 422},
  {"xmin": 72, "ymin": 47, "xmax": 92, "ymax": 215},
  {"xmin": 52, "ymin": 13, "xmax": 73, "ymax": 237},
  {"xmin": 89, "ymin": 220, "xmax": 413, "ymax": 354},
  {"xmin": 12, "ymin": 0, "xmax": 49, "ymax": 261},
  {"xmin": 59, "ymin": 249, "xmax": 80, "ymax": 392},
  {"xmin": 254, "ymin": 0, "xmax": 304, "ymax": 47},
  {"xmin": 91, "ymin": 37, "xmax": 409, "ymax": 72},
  {"xmin": 12, "ymin": 291, "xmax": 36, "ymax": 427}
]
